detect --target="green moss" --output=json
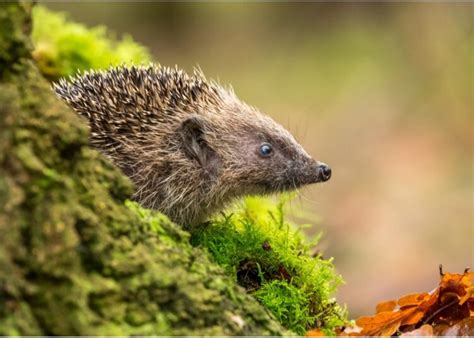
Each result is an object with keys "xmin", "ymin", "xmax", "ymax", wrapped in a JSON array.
[
  {"xmin": 254, "ymin": 280, "xmax": 312, "ymax": 335},
  {"xmin": 31, "ymin": 6, "xmax": 151, "ymax": 80},
  {"xmin": 191, "ymin": 196, "xmax": 347, "ymax": 335},
  {"xmin": 0, "ymin": 2, "xmax": 33, "ymax": 78}
]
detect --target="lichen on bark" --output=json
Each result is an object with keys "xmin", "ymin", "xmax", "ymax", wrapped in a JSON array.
[{"xmin": 0, "ymin": 2, "xmax": 288, "ymax": 335}]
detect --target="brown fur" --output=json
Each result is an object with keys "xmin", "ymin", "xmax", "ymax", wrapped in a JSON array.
[{"xmin": 54, "ymin": 65, "xmax": 330, "ymax": 226}]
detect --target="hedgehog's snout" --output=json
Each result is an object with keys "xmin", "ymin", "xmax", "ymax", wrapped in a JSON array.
[
  {"xmin": 293, "ymin": 159, "xmax": 332, "ymax": 186},
  {"xmin": 316, "ymin": 163, "xmax": 332, "ymax": 182}
]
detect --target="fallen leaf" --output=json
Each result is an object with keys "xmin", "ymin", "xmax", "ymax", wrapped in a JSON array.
[
  {"xmin": 356, "ymin": 310, "xmax": 408, "ymax": 336},
  {"xmin": 308, "ymin": 268, "xmax": 473, "ymax": 336},
  {"xmin": 401, "ymin": 309, "xmax": 425, "ymax": 326},
  {"xmin": 340, "ymin": 268, "xmax": 473, "ymax": 336},
  {"xmin": 376, "ymin": 300, "xmax": 397, "ymax": 313},
  {"xmin": 398, "ymin": 293, "xmax": 430, "ymax": 308},
  {"xmin": 459, "ymin": 285, "xmax": 473, "ymax": 306}
]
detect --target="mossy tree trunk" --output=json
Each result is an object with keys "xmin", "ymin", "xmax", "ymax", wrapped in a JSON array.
[{"xmin": 0, "ymin": 2, "xmax": 288, "ymax": 335}]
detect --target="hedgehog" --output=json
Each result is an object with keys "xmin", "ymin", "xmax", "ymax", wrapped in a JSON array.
[{"xmin": 54, "ymin": 64, "xmax": 332, "ymax": 226}]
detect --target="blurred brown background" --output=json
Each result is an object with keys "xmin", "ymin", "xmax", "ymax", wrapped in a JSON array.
[{"xmin": 43, "ymin": 2, "xmax": 473, "ymax": 317}]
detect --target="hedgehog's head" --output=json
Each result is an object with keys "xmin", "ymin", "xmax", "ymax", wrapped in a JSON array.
[
  {"xmin": 177, "ymin": 95, "xmax": 331, "ymax": 199},
  {"xmin": 53, "ymin": 64, "xmax": 331, "ymax": 225}
]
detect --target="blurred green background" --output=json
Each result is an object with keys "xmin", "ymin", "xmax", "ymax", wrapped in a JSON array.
[{"xmin": 42, "ymin": 2, "xmax": 472, "ymax": 317}]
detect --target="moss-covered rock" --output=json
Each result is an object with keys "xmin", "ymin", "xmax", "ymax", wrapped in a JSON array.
[{"xmin": 0, "ymin": 2, "xmax": 288, "ymax": 335}]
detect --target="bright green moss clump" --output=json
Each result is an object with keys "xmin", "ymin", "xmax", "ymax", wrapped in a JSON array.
[
  {"xmin": 31, "ymin": 6, "xmax": 151, "ymax": 80},
  {"xmin": 192, "ymin": 196, "xmax": 347, "ymax": 335}
]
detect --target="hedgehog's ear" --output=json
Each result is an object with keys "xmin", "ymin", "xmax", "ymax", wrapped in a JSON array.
[{"xmin": 180, "ymin": 117, "xmax": 221, "ymax": 179}]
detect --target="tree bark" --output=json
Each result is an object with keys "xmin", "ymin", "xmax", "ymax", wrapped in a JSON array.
[{"xmin": 0, "ymin": 2, "xmax": 288, "ymax": 335}]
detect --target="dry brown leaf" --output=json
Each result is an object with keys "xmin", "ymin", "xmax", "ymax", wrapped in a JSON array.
[
  {"xmin": 398, "ymin": 293, "xmax": 430, "ymax": 308},
  {"xmin": 337, "ymin": 268, "xmax": 473, "ymax": 336},
  {"xmin": 356, "ymin": 310, "xmax": 409, "ymax": 336},
  {"xmin": 376, "ymin": 300, "xmax": 397, "ymax": 313},
  {"xmin": 459, "ymin": 285, "xmax": 473, "ymax": 305},
  {"xmin": 440, "ymin": 271, "xmax": 473, "ymax": 290},
  {"xmin": 401, "ymin": 309, "xmax": 425, "ymax": 326}
]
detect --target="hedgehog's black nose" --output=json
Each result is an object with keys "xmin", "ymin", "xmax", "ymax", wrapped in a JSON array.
[{"xmin": 317, "ymin": 163, "xmax": 332, "ymax": 182}]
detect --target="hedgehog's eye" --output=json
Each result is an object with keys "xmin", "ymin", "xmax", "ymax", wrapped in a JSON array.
[{"xmin": 259, "ymin": 143, "xmax": 273, "ymax": 157}]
